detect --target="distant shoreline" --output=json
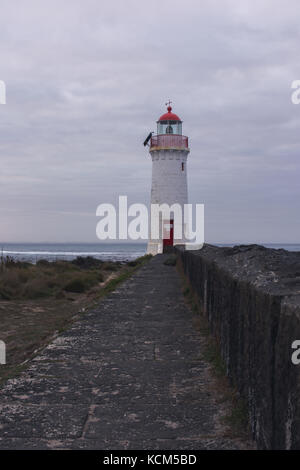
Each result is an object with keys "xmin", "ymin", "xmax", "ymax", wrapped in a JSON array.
[
  {"xmin": 0, "ymin": 242, "xmax": 299, "ymax": 264},
  {"xmin": 0, "ymin": 242, "xmax": 147, "ymax": 263}
]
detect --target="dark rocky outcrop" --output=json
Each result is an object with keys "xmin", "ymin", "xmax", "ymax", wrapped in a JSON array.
[{"xmin": 176, "ymin": 244, "xmax": 300, "ymax": 449}]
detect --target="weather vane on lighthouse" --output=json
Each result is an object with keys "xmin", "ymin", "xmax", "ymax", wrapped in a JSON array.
[{"xmin": 144, "ymin": 102, "xmax": 190, "ymax": 255}]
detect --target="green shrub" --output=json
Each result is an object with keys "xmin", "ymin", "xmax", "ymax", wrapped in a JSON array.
[
  {"xmin": 36, "ymin": 259, "xmax": 50, "ymax": 267},
  {"xmin": 0, "ymin": 257, "xmax": 109, "ymax": 300},
  {"xmin": 64, "ymin": 278, "xmax": 86, "ymax": 293},
  {"xmin": 183, "ymin": 287, "xmax": 190, "ymax": 296},
  {"xmin": 51, "ymin": 260, "xmax": 78, "ymax": 272},
  {"xmin": 22, "ymin": 279, "xmax": 50, "ymax": 299},
  {"xmin": 103, "ymin": 263, "xmax": 119, "ymax": 271},
  {"xmin": 95, "ymin": 272, "xmax": 104, "ymax": 282},
  {"xmin": 4, "ymin": 257, "xmax": 30, "ymax": 269},
  {"xmin": 82, "ymin": 271, "xmax": 104, "ymax": 286},
  {"xmin": 18, "ymin": 270, "xmax": 29, "ymax": 283},
  {"xmin": 137, "ymin": 254, "xmax": 152, "ymax": 263},
  {"xmin": 0, "ymin": 287, "xmax": 13, "ymax": 300},
  {"xmin": 58, "ymin": 268, "xmax": 103, "ymax": 293},
  {"xmin": 47, "ymin": 277, "xmax": 59, "ymax": 288},
  {"xmin": 2, "ymin": 271, "xmax": 23, "ymax": 295},
  {"xmin": 71, "ymin": 256, "xmax": 103, "ymax": 269},
  {"xmin": 127, "ymin": 260, "xmax": 137, "ymax": 267}
]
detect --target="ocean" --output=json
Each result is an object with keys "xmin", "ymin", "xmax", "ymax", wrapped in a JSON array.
[
  {"xmin": 0, "ymin": 242, "xmax": 299, "ymax": 264},
  {"xmin": 0, "ymin": 243, "xmax": 147, "ymax": 263}
]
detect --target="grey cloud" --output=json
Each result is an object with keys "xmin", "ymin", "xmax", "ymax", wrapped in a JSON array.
[{"xmin": 0, "ymin": 0, "xmax": 299, "ymax": 242}]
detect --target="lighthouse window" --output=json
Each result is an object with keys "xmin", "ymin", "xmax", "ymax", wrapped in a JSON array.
[
  {"xmin": 166, "ymin": 125, "xmax": 173, "ymax": 134},
  {"xmin": 182, "ymin": 162, "xmax": 184, "ymax": 171}
]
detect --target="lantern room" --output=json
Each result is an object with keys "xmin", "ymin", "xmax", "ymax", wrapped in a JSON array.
[
  {"xmin": 157, "ymin": 105, "xmax": 182, "ymax": 135},
  {"xmin": 149, "ymin": 103, "xmax": 189, "ymax": 151}
]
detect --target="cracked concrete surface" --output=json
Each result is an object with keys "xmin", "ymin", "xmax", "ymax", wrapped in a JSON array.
[{"xmin": 0, "ymin": 255, "xmax": 254, "ymax": 449}]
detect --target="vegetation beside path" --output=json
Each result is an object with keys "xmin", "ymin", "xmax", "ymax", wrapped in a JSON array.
[{"xmin": 0, "ymin": 254, "xmax": 152, "ymax": 386}]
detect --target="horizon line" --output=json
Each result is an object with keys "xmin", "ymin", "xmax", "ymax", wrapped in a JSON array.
[{"xmin": 0, "ymin": 241, "xmax": 299, "ymax": 245}]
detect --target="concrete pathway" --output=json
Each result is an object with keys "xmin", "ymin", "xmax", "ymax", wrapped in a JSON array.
[{"xmin": 0, "ymin": 255, "xmax": 254, "ymax": 449}]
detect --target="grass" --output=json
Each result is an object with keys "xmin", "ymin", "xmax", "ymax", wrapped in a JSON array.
[
  {"xmin": 0, "ymin": 256, "xmax": 117, "ymax": 300},
  {"xmin": 177, "ymin": 258, "xmax": 250, "ymax": 438},
  {"xmin": 202, "ymin": 341, "xmax": 227, "ymax": 377},
  {"xmin": 223, "ymin": 396, "xmax": 249, "ymax": 434},
  {"xmin": 0, "ymin": 254, "xmax": 152, "ymax": 386},
  {"xmin": 95, "ymin": 254, "xmax": 152, "ymax": 299},
  {"xmin": 183, "ymin": 286, "xmax": 190, "ymax": 296}
]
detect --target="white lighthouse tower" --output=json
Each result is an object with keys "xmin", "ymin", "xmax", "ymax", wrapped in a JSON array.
[{"xmin": 146, "ymin": 102, "xmax": 190, "ymax": 255}]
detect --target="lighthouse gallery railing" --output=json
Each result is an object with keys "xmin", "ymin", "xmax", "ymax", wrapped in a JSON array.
[{"xmin": 150, "ymin": 134, "xmax": 189, "ymax": 150}]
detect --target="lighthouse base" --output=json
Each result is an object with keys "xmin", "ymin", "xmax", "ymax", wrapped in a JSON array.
[
  {"xmin": 147, "ymin": 241, "xmax": 163, "ymax": 256},
  {"xmin": 147, "ymin": 240, "xmax": 186, "ymax": 256}
]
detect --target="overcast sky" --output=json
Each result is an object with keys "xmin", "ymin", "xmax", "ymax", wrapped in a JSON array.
[{"xmin": 0, "ymin": 0, "xmax": 299, "ymax": 244}]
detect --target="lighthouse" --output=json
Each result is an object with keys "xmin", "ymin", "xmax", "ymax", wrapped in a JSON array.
[{"xmin": 146, "ymin": 102, "xmax": 190, "ymax": 255}]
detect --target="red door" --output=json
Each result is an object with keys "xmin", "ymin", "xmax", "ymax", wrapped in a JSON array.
[{"xmin": 163, "ymin": 219, "xmax": 174, "ymax": 249}]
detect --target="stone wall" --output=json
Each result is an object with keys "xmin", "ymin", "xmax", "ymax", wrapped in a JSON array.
[{"xmin": 176, "ymin": 244, "xmax": 300, "ymax": 449}]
